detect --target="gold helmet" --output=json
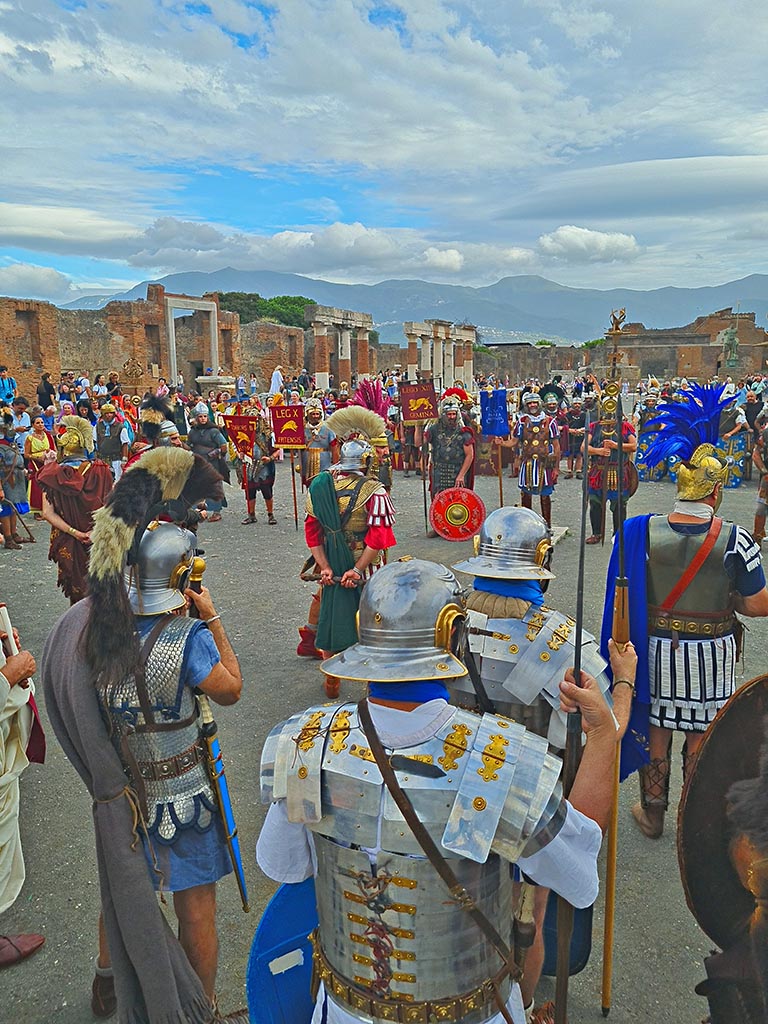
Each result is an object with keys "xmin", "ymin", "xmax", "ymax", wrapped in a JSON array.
[
  {"xmin": 58, "ymin": 415, "xmax": 94, "ymax": 457},
  {"xmin": 676, "ymin": 443, "xmax": 730, "ymax": 501}
]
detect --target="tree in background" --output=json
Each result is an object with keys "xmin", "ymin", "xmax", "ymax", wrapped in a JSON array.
[{"xmin": 217, "ymin": 292, "xmax": 314, "ymax": 327}]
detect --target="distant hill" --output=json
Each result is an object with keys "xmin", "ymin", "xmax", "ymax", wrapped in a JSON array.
[{"xmin": 64, "ymin": 268, "xmax": 768, "ymax": 346}]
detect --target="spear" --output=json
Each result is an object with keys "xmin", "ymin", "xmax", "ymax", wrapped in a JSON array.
[
  {"xmin": 601, "ymin": 385, "xmax": 629, "ymax": 1016},
  {"xmin": 554, "ymin": 403, "xmax": 590, "ymax": 1024}
]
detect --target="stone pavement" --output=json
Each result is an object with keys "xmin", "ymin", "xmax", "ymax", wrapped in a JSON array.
[{"xmin": 3, "ymin": 463, "xmax": 766, "ymax": 1023}]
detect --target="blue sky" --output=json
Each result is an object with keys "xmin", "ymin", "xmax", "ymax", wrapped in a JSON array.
[{"xmin": 2, "ymin": 0, "xmax": 768, "ymax": 302}]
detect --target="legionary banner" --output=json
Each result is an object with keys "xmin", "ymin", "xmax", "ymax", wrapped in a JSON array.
[
  {"xmin": 223, "ymin": 415, "xmax": 257, "ymax": 458},
  {"xmin": 400, "ymin": 383, "xmax": 438, "ymax": 424},
  {"xmin": 270, "ymin": 406, "xmax": 306, "ymax": 449}
]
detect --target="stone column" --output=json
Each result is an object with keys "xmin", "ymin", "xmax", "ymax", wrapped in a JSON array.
[
  {"xmin": 338, "ymin": 326, "xmax": 352, "ymax": 387},
  {"xmin": 313, "ymin": 323, "xmax": 330, "ymax": 390},
  {"xmin": 420, "ymin": 333, "xmax": 432, "ymax": 380},
  {"xmin": 463, "ymin": 341, "xmax": 474, "ymax": 388},
  {"xmin": 356, "ymin": 327, "xmax": 370, "ymax": 379},
  {"xmin": 454, "ymin": 338, "xmax": 465, "ymax": 385},
  {"xmin": 432, "ymin": 325, "xmax": 443, "ymax": 390},
  {"xmin": 443, "ymin": 337, "xmax": 454, "ymax": 386},
  {"xmin": 406, "ymin": 333, "xmax": 419, "ymax": 382},
  {"xmin": 209, "ymin": 308, "xmax": 219, "ymax": 373}
]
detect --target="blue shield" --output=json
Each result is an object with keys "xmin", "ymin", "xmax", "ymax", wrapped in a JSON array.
[
  {"xmin": 480, "ymin": 389, "xmax": 509, "ymax": 438},
  {"xmin": 541, "ymin": 893, "xmax": 593, "ymax": 976},
  {"xmin": 247, "ymin": 876, "xmax": 318, "ymax": 1024}
]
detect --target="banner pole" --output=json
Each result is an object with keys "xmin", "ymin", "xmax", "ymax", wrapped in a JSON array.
[
  {"xmin": 290, "ymin": 451, "xmax": 299, "ymax": 531},
  {"xmin": 497, "ymin": 442, "xmax": 504, "ymax": 509}
]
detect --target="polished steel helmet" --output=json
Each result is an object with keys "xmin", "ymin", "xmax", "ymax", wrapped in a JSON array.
[
  {"xmin": 336, "ymin": 437, "xmax": 373, "ymax": 472},
  {"xmin": 124, "ymin": 522, "xmax": 197, "ymax": 615},
  {"xmin": 321, "ymin": 558, "xmax": 468, "ymax": 682},
  {"xmin": 452, "ymin": 506, "xmax": 555, "ymax": 581}
]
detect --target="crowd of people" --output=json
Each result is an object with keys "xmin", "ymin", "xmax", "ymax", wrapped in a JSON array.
[{"xmin": 3, "ymin": 358, "xmax": 768, "ymax": 1023}]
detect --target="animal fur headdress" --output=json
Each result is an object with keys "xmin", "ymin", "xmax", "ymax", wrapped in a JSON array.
[
  {"xmin": 84, "ymin": 446, "xmax": 223, "ymax": 683},
  {"xmin": 138, "ymin": 395, "xmax": 174, "ymax": 442},
  {"xmin": 325, "ymin": 406, "xmax": 388, "ymax": 447}
]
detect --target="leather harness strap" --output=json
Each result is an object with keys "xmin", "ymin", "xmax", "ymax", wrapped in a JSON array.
[
  {"xmin": 660, "ymin": 515, "xmax": 723, "ymax": 612},
  {"xmin": 356, "ymin": 698, "xmax": 519, "ymax": 1024}
]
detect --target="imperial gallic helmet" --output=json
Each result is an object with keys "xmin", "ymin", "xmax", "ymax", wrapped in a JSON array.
[
  {"xmin": 335, "ymin": 437, "xmax": 373, "ymax": 472},
  {"xmin": 522, "ymin": 390, "xmax": 542, "ymax": 411},
  {"xmin": 321, "ymin": 558, "xmax": 468, "ymax": 682},
  {"xmin": 453, "ymin": 506, "xmax": 555, "ymax": 581},
  {"xmin": 124, "ymin": 521, "xmax": 197, "ymax": 615}
]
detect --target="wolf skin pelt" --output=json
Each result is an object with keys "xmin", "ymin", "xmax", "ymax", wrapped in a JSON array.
[{"xmin": 84, "ymin": 447, "xmax": 223, "ymax": 683}]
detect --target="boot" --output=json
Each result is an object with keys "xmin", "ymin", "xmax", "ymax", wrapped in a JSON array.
[
  {"xmin": 297, "ymin": 626, "xmax": 322, "ymax": 659},
  {"xmin": 540, "ymin": 495, "xmax": 552, "ymax": 527},
  {"xmin": 631, "ymin": 755, "xmax": 670, "ymax": 839}
]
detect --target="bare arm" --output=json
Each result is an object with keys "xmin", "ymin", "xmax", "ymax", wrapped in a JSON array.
[
  {"xmin": 41, "ymin": 493, "xmax": 90, "ymax": 543},
  {"xmin": 185, "ymin": 587, "xmax": 242, "ymax": 705},
  {"xmin": 735, "ymin": 587, "xmax": 768, "ymax": 617},
  {"xmin": 455, "ymin": 443, "xmax": 474, "ymax": 486}
]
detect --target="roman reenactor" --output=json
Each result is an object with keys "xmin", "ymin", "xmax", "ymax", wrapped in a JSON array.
[
  {"xmin": 37, "ymin": 415, "xmax": 113, "ymax": 603},
  {"xmin": 424, "ymin": 393, "xmax": 475, "ymax": 520},
  {"xmin": 564, "ymin": 397, "xmax": 586, "ymax": 479},
  {"xmin": 242, "ymin": 412, "xmax": 279, "ymax": 525},
  {"xmin": 495, "ymin": 391, "xmax": 560, "ymax": 528},
  {"xmin": 256, "ymin": 558, "xmax": 633, "ymax": 1024},
  {"xmin": 586, "ymin": 394, "xmax": 637, "ymax": 544},
  {"xmin": 298, "ymin": 398, "xmax": 338, "ymax": 489},
  {"xmin": 95, "ymin": 402, "xmax": 131, "ymax": 479},
  {"xmin": 41, "ymin": 446, "xmax": 248, "ymax": 1023},
  {"xmin": 601, "ymin": 383, "xmax": 768, "ymax": 840}
]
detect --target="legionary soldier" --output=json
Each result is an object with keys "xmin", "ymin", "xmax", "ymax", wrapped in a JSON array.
[
  {"xmin": 586, "ymin": 397, "xmax": 637, "ymax": 544},
  {"xmin": 452, "ymin": 507, "xmax": 618, "ymax": 1019},
  {"xmin": 242, "ymin": 412, "xmax": 279, "ymax": 525},
  {"xmin": 38, "ymin": 415, "xmax": 113, "ymax": 603},
  {"xmin": 601, "ymin": 383, "xmax": 768, "ymax": 840},
  {"xmin": 298, "ymin": 398, "xmax": 338, "ymax": 488},
  {"xmin": 564, "ymin": 397, "xmax": 586, "ymax": 479},
  {"xmin": 257, "ymin": 558, "xmax": 634, "ymax": 1024},
  {"xmin": 424, "ymin": 395, "xmax": 475, "ymax": 535},
  {"xmin": 495, "ymin": 392, "xmax": 560, "ymax": 528},
  {"xmin": 300, "ymin": 414, "xmax": 396, "ymax": 695},
  {"xmin": 41, "ymin": 447, "xmax": 248, "ymax": 1023}
]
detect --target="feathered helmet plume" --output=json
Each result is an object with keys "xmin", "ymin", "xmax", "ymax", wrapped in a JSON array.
[
  {"xmin": 84, "ymin": 447, "xmax": 224, "ymax": 683},
  {"xmin": 325, "ymin": 406, "xmax": 388, "ymax": 447},
  {"xmin": 352, "ymin": 378, "xmax": 389, "ymax": 419},
  {"xmin": 643, "ymin": 383, "xmax": 732, "ymax": 500}
]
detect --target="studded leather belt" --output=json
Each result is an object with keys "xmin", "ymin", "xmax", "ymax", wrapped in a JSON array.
[
  {"xmin": 648, "ymin": 613, "xmax": 734, "ymax": 639},
  {"xmin": 137, "ymin": 741, "xmax": 206, "ymax": 781},
  {"xmin": 310, "ymin": 932, "xmax": 511, "ymax": 1024}
]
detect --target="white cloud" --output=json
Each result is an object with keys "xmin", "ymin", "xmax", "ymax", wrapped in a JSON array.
[
  {"xmin": 537, "ymin": 225, "xmax": 639, "ymax": 262},
  {"xmin": 0, "ymin": 262, "xmax": 73, "ymax": 300},
  {"xmin": 422, "ymin": 247, "xmax": 464, "ymax": 272}
]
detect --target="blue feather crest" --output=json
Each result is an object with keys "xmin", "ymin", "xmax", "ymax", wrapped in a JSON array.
[{"xmin": 643, "ymin": 383, "xmax": 732, "ymax": 467}]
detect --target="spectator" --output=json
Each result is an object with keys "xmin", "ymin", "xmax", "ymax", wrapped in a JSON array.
[
  {"xmin": 95, "ymin": 403, "xmax": 131, "ymax": 480},
  {"xmin": 24, "ymin": 416, "xmax": 55, "ymax": 518},
  {"xmin": 36, "ymin": 373, "xmax": 56, "ymax": 409},
  {"xmin": 0, "ymin": 614, "xmax": 45, "ymax": 968},
  {"xmin": 105, "ymin": 372, "xmax": 121, "ymax": 397},
  {"xmin": 0, "ymin": 367, "xmax": 17, "ymax": 405},
  {"xmin": 249, "ymin": 373, "xmax": 258, "ymax": 397},
  {"xmin": 269, "ymin": 364, "xmax": 284, "ymax": 396},
  {"xmin": 58, "ymin": 372, "xmax": 74, "ymax": 402},
  {"xmin": 236, "ymin": 373, "xmax": 246, "ymax": 401},
  {"xmin": 74, "ymin": 373, "xmax": 91, "ymax": 399},
  {"xmin": 10, "ymin": 398, "xmax": 31, "ymax": 454},
  {"xmin": 155, "ymin": 377, "xmax": 169, "ymax": 399},
  {"xmin": 92, "ymin": 374, "xmax": 108, "ymax": 398},
  {"xmin": 187, "ymin": 404, "xmax": 229, "ymax": 522},
  {"xmin": 41, "ymin": 406, "xmax": 56, "ymax": 433}
]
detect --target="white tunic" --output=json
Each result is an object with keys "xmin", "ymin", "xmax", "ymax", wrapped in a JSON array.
[{"xmin": 0, "ymin": 669, "xmax": 35, "ymax": 913}]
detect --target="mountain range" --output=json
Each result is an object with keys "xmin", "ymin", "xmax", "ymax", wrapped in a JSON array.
[{"xmin": 64, "ymin": 269, "xmax": 768, "ymax": 347}]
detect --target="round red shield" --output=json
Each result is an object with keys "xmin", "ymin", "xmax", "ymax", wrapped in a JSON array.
[{"xmin": 429, "ymin": 488, "xmax": 486, "ymax": 541}]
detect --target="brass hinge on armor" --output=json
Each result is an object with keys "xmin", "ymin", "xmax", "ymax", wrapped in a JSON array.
[
  {"xmin": 137, "ymin": 741, "xmax": 206, "ymax": 781},
  {"xmin": 310, "ymin": 931, "xmax": 511, "ymax": 1024},
  {"xmin": 648, "ymin": 612, "xmax": 734, "ymax": 639}
]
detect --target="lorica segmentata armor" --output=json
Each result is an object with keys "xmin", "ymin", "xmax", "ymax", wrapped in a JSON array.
[{"xmin": 261, "ymin": 701, "xmax": 565, "ymax": 1017}]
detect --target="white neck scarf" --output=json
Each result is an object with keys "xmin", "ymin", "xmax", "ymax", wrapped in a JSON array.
[{"xmin": 672, "ymin": 501, "xmax": 714, "ymax": 519}]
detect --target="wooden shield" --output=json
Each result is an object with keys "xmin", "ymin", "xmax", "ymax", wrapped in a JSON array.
[
  {"xmin": 429, "ymin": 487, "xmax": 486, "ymax": 541},
  {"xmin": 677, "ymin": 673, "xmax": 768, "ymax": 951}
]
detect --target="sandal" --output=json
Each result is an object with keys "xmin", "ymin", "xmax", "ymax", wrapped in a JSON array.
[
  {"xmin": 585, "ymin": 535, "xmax": 601, "ymax": 545},
  {"xmin": 0, "ymin": 933, "xmax": 45, "ymax": 969},
  {"xmin": 3, "ymin": 539, "xmax": 22, "ymax": 551},
  {"xmin": 267, "ymin": 514, "xmax": 277, "ymax": 525},
  {"xmin": 12, "ymin": 534, "xmax": 33, "ymax": 544},
  {"xmin": 208, "ymin": 513, "xmax": 222, "ymax": 522},
  {"xmin": 241, "ymin": 515, "xmax": 257, "ymax": 525}
]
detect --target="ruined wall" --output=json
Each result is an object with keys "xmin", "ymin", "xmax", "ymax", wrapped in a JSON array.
[
  {"xmin": 0, "ymin": 298, "xmax": 60, "ymax": 397},
  {"xmin": 238, "ymin": 321, "xmax": 306, "ymax": 389}
]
